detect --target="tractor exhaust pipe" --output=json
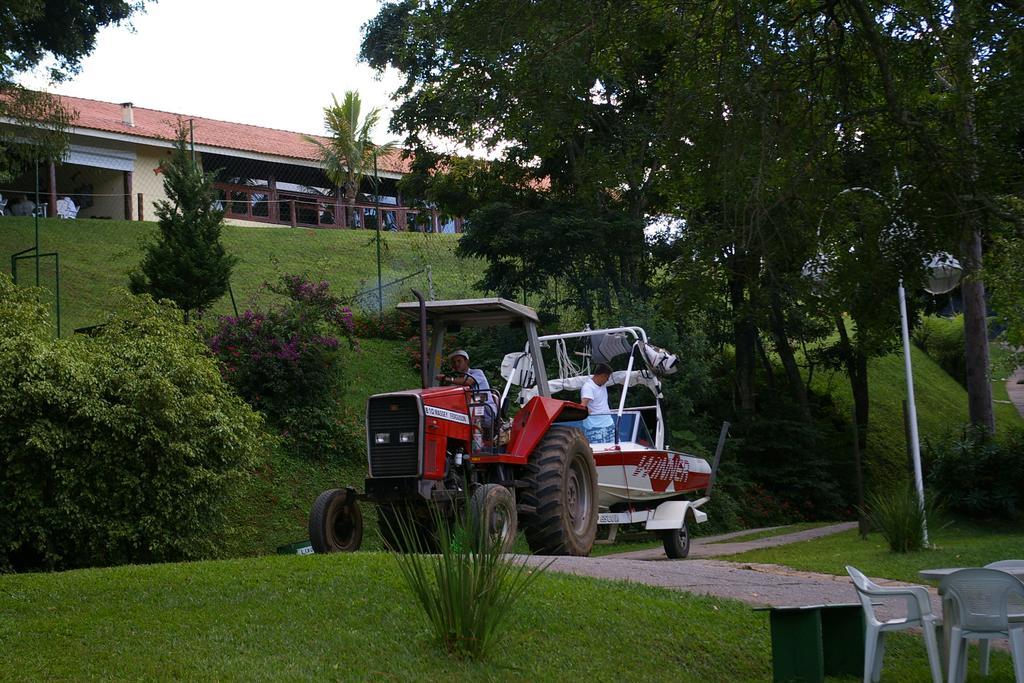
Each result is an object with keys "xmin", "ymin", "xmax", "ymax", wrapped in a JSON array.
[{"xmin": 411, "ymin": 289, "xmax": 429, "ymax": 389}]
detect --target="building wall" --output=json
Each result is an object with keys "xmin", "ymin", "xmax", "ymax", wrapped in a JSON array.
[{"xmin": 132, "ymin": 143, "xmax": 174, "ymax": 221}]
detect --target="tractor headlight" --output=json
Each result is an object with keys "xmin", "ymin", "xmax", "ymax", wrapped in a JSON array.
[
  {"xmin": 374, "ymin": 432, "xmax": 391, "ymax": 445},
  {"xmin": 399, "ymin": 431, "xmax": 415, "ymax": 443}
]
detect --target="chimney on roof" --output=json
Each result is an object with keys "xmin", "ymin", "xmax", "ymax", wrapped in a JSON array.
[{"xmin": 120, "ymin": 102, "xmax": 135, "ymax": 127}]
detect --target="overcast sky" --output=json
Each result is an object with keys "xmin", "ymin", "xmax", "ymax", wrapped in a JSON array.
[{"xmin": 17, "ymin": 0, "xmax": 404, "ymax": 139}]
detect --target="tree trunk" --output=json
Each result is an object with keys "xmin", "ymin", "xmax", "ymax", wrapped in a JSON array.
[
  {"xmin": 729, "ymin": 268, "xmax": 757, "ymax": 417},
  {"xmin": 769, "ymin": 291, "xmax": 811, "ymax": 422},
  {"xmin": 836, "ymin": 316, "xmax": 869, "ymax": 449},
  {"xmin": 950, "ymin": 2, "xmax": 995, "ymax": 433},
  {"xmin": 962, "ymin": 229, "xmax": 994, "ymax": 431}
]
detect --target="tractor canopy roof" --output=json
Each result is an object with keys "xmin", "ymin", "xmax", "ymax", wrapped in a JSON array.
[{"xmin": 396, "ymin": 297, "xmax": 540, "ymax": 328}]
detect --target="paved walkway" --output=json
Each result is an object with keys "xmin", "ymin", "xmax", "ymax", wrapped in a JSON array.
[
  {"xmin": 1007, "ymin": 367, "xmax": 1024, "ymax": 419},
  {"xmin": 523, "ymin": 523, "xmax": 942, "ymax": 622}
]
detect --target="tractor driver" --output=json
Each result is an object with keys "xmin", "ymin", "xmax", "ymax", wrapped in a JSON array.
[
  {"xmin": 439, "ymin": 349, "xmax": 497, "ymax": 442},
  {"xmin": 581, "ymin": 363, "xmax": 615, "ymax": 444},
  {"xmin": 439, "ymin": 349, "xmax": 497, "ymax": 410}
]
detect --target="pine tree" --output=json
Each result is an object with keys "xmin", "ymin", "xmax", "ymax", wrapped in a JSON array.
[{"xmin": 130, "ymin": 123, "xmax": 236, "ymax": 321}]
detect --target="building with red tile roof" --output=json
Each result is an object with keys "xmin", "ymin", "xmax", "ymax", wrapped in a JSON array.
[{"xmin": 1, "ymin": 93, "xmax": 459, "ymax": 232}]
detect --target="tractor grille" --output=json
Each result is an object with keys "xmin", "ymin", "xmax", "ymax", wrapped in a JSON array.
[{"xmin": 367, "ymin": 395, "xmax": 422, "ymax": 478}]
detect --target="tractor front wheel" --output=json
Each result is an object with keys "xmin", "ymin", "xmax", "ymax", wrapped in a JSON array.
[
  {"xmin": 520, "ymin": 426, "xmax": 598, "ymax": 556},
  {"xmin": 309, "ymin": 489, "xmax": 363, "ymax": 553},
  {"xmin": 469, "ymin": 484, "xmax": 518, "ymax": 554},
  {"xmin": 662, "ymin": 521, "xmax": 690, "ymax": 559}
]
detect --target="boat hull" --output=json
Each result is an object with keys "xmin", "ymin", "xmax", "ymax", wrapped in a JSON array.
[{"xmin": 592, "ymin": 445, "xmax": 711, "ymax": 509}]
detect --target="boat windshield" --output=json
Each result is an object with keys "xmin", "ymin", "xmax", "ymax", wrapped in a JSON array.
[{"xmin": 557, "ymin": 411, "xmax": 653, "ymax": 447}]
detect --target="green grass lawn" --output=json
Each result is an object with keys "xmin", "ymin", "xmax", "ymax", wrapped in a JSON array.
[
  {"xmin": 3, "ymin": 551, "xmax": 1013, "ymax": 681},
  {"xmin": 0, "ymin": 217, "xmax": 482, "ymax": 334},
  {"xmin": 723, "ymin": 521, "xmax": 1024, "ymax": 585}
]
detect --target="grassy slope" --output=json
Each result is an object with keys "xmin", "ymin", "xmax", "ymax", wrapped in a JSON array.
[
  {"xmin": 0, "ymin": 217, "xmax": 480, "ymax": 334},
  {"xmin": 6, "ymin": 217, "xmax": 1019, "ymax": 553},
  {"xmin": 222, "ymin": 338, "xmax": 419, "ymax": 556},
  {"xmin": 3, "ymin": 551, "xmax": 1006, "ymax": 682},
  {"xmin": 810, "ymin": 343, "xmax": 1022, "ymax": 488}
]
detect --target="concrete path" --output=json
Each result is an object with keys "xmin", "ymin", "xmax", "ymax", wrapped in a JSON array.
[
  {"xmin": 621, "ymin": 521, "xmax": 859, "ymax": 560},
  {"xmin": 1007, "ymin": 366, "xmax": 1024, "ymax": 419},
  {"xmin": 522, "ymin": 522, "xmax": 942, "ymax": 622}
]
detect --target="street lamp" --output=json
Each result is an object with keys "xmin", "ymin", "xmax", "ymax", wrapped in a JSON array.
[{"xmin": 807, "ymin": 179, "xmax": 962, "ymax": 547}]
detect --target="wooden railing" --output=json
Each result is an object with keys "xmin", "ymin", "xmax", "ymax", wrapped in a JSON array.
[{"xmin": 213, "ymin": 182, "xmax": 462, "ymax": 232}]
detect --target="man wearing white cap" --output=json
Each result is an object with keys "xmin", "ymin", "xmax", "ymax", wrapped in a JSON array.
[{"xmin": 437, "ymin": 349, "xmax": 491, "ymax": 394}]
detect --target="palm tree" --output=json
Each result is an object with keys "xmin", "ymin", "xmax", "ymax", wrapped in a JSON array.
[{"xmin": 304, "ymin": 91, "xmax": 397, "ymax": 227}]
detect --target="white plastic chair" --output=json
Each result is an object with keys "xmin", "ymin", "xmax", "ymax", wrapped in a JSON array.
[
  {"xmin": 0, "ymin": 193, "xmax": 7, "ymax": 215},
  {"xmin": 55, "ymin": 196, "xmax": 78, "ymax": 219},
  {"xmin": 940, "ymin": 568, "xmax": 1024, "ymax": 683},
  {"xmin": 986, "ymin": 561, "xmax": 1024, "ymax": 620},
  {"xmin": 847, "ymin": 565, "xmax": 943, "ymax": 683}
]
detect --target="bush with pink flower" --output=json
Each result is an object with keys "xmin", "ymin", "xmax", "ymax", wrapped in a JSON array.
[{"xmin": 208, "ymin": 274, "xmax": 359, "ymax": 458}]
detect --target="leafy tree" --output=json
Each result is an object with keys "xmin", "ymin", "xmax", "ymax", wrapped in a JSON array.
[
  {"xmin": 1, "ymin": 1, "xmax": 148, "ymax": 181},
  {"xmin": 304, "ymin": 91, "xmax": 397, "ymax": 227},
  {"xmin": 130, "ymin": 123, "xmax": 237, "ymax": 321},
  {"xmin": 840, "ymin": 0, "xmax": 1024, "ymax": 432},
  {"xmin": 363, "ymin": 1, "xmax": 677, "ymax": 322}
]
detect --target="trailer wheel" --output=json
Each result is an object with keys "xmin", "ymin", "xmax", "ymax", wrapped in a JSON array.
[
  {"xmin": 520, "ymin": 426, "xmax": 598, "ymax": 556},
  {"xmin": 662, "ymin": 521, "xmax": 690, "ymax": 559},
  {"xmin": 308, "ymin": 489, "xmax": 363, "ymax": 553},
  {"xmin": 469, "ymin": 484, "xmax": 517, "ymax": 554},
  {"xmin": 378, "ymin": 504, "xmax": 440, "ymax": 553}
]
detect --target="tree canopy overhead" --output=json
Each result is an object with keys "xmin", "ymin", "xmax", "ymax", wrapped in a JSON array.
[
  {"xmin": 362, "ymin": 0, "xmax": 1024, "ymax": 435},
  {"xmin": 1, "ymin": 0, "xmax": 143, "ymax": 83}
]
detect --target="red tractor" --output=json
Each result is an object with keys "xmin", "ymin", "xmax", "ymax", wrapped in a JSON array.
[{"xmin": 309, "ymin": 295, "xmax": 720, "ymax": 557}]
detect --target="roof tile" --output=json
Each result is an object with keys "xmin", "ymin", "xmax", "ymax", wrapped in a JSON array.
[{"xmin": 55, "ymin": 94, "xmax": 410, "ymax": 174}]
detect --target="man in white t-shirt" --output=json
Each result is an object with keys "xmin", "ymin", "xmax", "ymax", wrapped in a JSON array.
[{"xmin": 581, "ymin": 363, "xmax": 615, "ymax": 444}]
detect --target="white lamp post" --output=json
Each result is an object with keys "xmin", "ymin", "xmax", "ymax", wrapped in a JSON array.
[{"xmin": 899, "ymin": 252, "xmax": 962, "ymax": 546}]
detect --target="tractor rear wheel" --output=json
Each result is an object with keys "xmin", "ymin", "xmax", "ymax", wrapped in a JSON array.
[
  {"xmin": 308, "ymin": 489, "xmax": 363, "ymax": 553},
  {"xmin": 469, "ymin": 484, "xmax": 517, "ymax": 554},
  {"xmin": 520, "ymin": 426, "xmax": 598, "ymax": 556},
  {"xmin": 377, "ymin": 503, "xmax": 440, "ymax": 553},
  {"xmin": 662, "ymin": 521, "xmax": 690, "ymax": 559}
]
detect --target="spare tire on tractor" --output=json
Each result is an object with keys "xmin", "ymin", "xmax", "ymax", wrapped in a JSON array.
[
  {"xmin": 309, "ymin": 488, "xmax": 363, "ymax": 553},
  {"xmin": 519, "ymin": 426, "xmax": 598, "ymax": 556}
]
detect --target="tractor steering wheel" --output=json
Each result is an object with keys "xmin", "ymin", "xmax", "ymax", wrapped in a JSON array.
[{"xmin": 439, "ymin": 371, "xmax": 474, "ymax": 386}]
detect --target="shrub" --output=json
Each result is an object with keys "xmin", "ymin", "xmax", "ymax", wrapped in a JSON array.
[
  {"xmin": 352, "ymin": 308, "xmax": 417, "ymax": 340},
  {"xmin": 0, "ymin": 276, "xmax": 264, "ymax": 571},
  {"xmin": 862, "ymin": 487, "xmax": 940, "ymax": 553},
  {"xmin": 386, "ymin": 507, "xmax": 548, "ymax": 660},
  {"xmin": 927, "ymin": 425, "xmax": 1024, "ymax": 520},
  {"xmin": 912, "ymin": 315, "xmax": 966, "ymax": 385},
  {"xmin": 208, "ymin": 274, "xmax": 359, "ymax": 459}
]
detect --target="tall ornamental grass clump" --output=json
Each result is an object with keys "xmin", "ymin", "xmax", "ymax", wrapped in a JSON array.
[
  {"xmin": 0, "ymin": 275, "xmax": 264, "ymax": 571},
  {"xmin": 862, "ymin": 487, "xmax": 940, "ymax": 553},
  {"xmin": 385, "ymin": 508, "xmax": 548, "ymax": 660},
  {"xmin": 208, "ymin": 274, "xmax": 359, "ymax": 459}
]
